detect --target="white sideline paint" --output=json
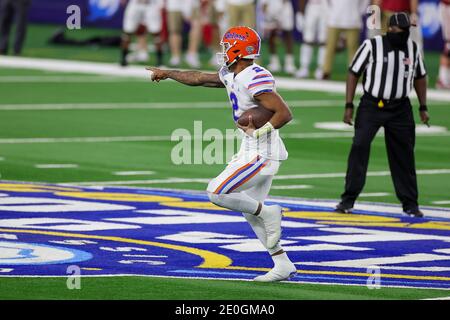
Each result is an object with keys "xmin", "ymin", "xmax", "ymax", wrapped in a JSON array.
[
  {"xmin": 274, "ymin": 169, "xmax": 450, "ymax": 180},
  {"xmin": 59, "ymin": 169, "xmax": 450, "ymax": 187},
  {"xmin": 433, "ymin": 201, "xmax": 450, "ymax": 205},
  {"xmin": 0, "ymin": 131, "xmax": 450, "ymax": 145},
  {"xmin": 113, "ymin": 171, "xmax": 155, "ymax": 176},
  {"xmin": 315, "ymin": 122, "xmax": 448, "ymax": 134},
  {"xmin": 0, "ymin": 136, "xmax": 172, "ymax": 144},
  {"xmin": 0, "ymin": 75, "xmax": 147, "ymax": 83},
  {"xmin": 1, "ymin": 56, "xmax": 450, "ymax": 102},
  {"xmin": 272, "ymin": 185, "xmax": 313, "ymax": 190},
  {"xmin": 0, "ymin": 100, "xmax": 340, "ymax": 111},
  {"xmin": 62, "ymin": 178, "xmax": 211, "ymax": 186},
  {"xmin": 35, "ymin": 164, "xmax": 79, "ymax": 169},
  {"xmin": 359, "ymin": 192, "xmax": 391, "ymax": 197}
]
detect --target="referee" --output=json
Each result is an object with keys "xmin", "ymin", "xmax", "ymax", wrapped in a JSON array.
[{"xmin": 335, "ymin": 12, "xmax": 430, "ymax": 218}]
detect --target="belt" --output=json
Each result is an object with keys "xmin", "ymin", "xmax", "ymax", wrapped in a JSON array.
[{"xmin": 361, "ymin": 93, "xmax": 409, "ymax": 109}]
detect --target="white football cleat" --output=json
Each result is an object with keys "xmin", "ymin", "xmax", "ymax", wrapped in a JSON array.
[
  {"xmin": 267, "ymin": 58, "xmax": 281, "ymax": 73},
  {"xmin": 314, "ymin": 68, "xmax": 324, "ymax": 80},
  {"xmin": 258, "ymin": 205, "xmax": 282, "ymax": 249},
  {"xmin": 185, "ymin": 53, "xmax": 201, "ymax": 69},
  {"xmin": 295, "ymin": 68, "xmax": 309, "ymax": 79},
  {"xmin": 284, "ymin": 63, "xmax": 297, "ymax": 75},
  {"xmin": 253, "ymin": 263, "xmax": 297, "ymax": 282},
  {"xmin": 169, "ymin": 56, "xmax": 181, "ymax": 67}
]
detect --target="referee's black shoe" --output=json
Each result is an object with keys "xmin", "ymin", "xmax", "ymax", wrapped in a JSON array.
[
  {"xmin": 334, "ymin": 203, "xmax": 353, "ymax": 214},
  {"xmin": 404, "ymin": 208, "xmax": 424, "ymax": 218}
]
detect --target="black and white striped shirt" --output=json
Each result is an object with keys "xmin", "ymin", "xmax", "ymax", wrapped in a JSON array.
[{"xmin": 350, "ymin": 35, "xmax": 427, "ymax": 100}]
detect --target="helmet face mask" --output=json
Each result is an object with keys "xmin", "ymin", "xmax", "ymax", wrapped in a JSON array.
[{"xmin": 216, "ymin": 41, "xmax": 233, "ymax": 67}]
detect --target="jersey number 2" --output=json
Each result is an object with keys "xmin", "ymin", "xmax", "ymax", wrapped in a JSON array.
[{"xmin": 230, "ymin": 92, "xmax": 239, "ymax": 121}]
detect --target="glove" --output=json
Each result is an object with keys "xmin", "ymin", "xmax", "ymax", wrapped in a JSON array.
[{"xmin": 296, "ymin": 12, "xmax": 304, "ymax": 33}]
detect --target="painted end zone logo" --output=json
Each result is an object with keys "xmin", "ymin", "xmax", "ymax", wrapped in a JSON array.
[{"xmin": 0, "ymin": 181, "xmax": 450, "ymax": 290}]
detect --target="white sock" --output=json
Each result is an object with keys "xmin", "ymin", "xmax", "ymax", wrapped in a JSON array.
[
  {"xmin": 439, "ymin": 65, "xmax": 447, "ymax": 85},
  {"xmin": 242, "ymin": 212, "xmax": 283, "ymax": 253},
  {"xmin": 317, "ymin": 45, "xmax": 326, "ymax": 69},
  {"xmin": 447, "ymin": 67, "xmax": 450, "ymax": 86},
  {"xmin": 272, "ymin": 251, "xmax": 292, "ymax": 267},
  {"xmin": 208, "ymin": 192, "xmax": 259, "ymax": 214},
  {"xmin": 270, "ymin": 54, "xmax": 280, "ymax": 65},
  {"xmin": 285, "ymin": 54, "xmax": 294, "ymax": 66},
  {"xmin": 300, "ymin": 44, "xmax": 313, "ymax": 71}
]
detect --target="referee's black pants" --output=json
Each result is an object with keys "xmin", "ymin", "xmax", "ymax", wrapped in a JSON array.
[{"xmin": 340, "ymin": 96, "xmax": 419, "ymax": 212}]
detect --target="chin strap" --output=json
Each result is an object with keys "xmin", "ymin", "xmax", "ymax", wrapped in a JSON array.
[{"xmin": 253, "ymin": 122, "xmax": 274, "ymax": 139}]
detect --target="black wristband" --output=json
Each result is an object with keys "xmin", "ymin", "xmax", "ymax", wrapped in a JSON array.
[
  {"xmin": 345, "ymin": 102, "xmax": 354, "ymax": 109},
  {"xmin": 419, "ymin": 105, "xmax": 428, "ymax": 111}
]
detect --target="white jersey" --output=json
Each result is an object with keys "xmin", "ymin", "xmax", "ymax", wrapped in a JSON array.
[
  {"xmin": 123, "ymin": 0, "xmax": 163, "ymax": 33},
  {"xmin": 261, "ymin": 0, "xmax": 294, "ymax": 31},
  {"xmin": 218, "ymin": 63, "xmax": 288, "ymax": 161}
]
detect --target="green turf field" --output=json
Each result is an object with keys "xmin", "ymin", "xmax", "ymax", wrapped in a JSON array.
[
  {"xmin": 1, "ymin": 25, "xmax": 450, "ymax": 299},
  {"xmin": 1, "ymin": 276, "xmax": 449, "ymax": 300},
  {"xmin": 0, "ymin": 67, "xmax": 449, "ymax": 207}
]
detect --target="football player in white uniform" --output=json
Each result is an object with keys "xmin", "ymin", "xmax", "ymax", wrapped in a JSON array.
[
  {"xmin": 260, "ymin": 0, "xmax": 296, "ymax": 74},
  {"xmin": 147, "ymin": 26, "xmax": 297, "ymax": 282},
  {"xmin": 120, "ymin": 0, "xmax": 164, "ymax": 66},
  {"xmin": 295, "ymin": 0, "xmax": 328, "ymax": 79}
]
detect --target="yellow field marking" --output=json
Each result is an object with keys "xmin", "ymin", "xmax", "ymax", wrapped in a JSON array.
[
  {"xmin": 0, "ymin": 183, "xmax": 79, "ymax": 193},
  {"xmin": 55, "ymin": 192, "xmax": 183, "ymax": 203},
  {"xmin": 4, "ymin": 185, "xmax": 449, "ymax": 231},
  {"xmin": 0, "ymin": 228, "xmax": 231, "ymax": 269},
  {"xmin": 158, "ymin": 201, "xmax": 224, "ymax": 210},
  {"xmin": 285, "ymin": 211, "xmax": 400, "ymax": 223},
  {"xmin": 284, "ymin": 211, "xmax": 450, "ymax": 231},
  {"xmin": 81, "ymin": 268, "xmax": 103, "ymax": 271}
]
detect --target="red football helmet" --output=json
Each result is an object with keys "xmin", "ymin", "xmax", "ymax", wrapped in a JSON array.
[{"xmin": 217, "ymin": 26, "xmax": 261, "ymax": 68}]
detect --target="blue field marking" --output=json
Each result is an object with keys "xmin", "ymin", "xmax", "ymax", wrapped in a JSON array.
[{"xmin": 0, "ymin": 181, "xmax": 449, "ymax": 290}]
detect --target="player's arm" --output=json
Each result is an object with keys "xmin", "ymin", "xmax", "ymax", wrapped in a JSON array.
[
  {"xmin": 146, "ymin": 67, "xmax": 225, "ymax": 88},
  {"xmin": 238, "ymin": 91, "xmax": 293, "ymax": 138},
  {"xmin": 254, "ymin": 91, "xmax": 293, "ymax": 129}
]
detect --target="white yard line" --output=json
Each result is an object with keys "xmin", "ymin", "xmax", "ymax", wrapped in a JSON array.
[
  {"xmin": 0, "ymin": 136, "xmax": 172, "ymax": 144},
  {"xmin": 62, "ymin": 178, "xmax": 211, "ymax": 186},
  {"xmin": 274, "ymin": 169, "xmax": 450, "ymax": 180},
  {"xmin": 60, "ymin": 169, "xmax": 450, "ymax": 186},
  {"xmin": 34, "ymin": 164, "xmax": 79, "ymax": 169},
  {"xmin": 0, "ymin": 100, "xmax": 340, "ymax": 111},
  {"xmin": 113, "ymin": 171, "xmax": 155, "ymax": 176},
  {"xmin": 359, "ymin": 192, "xmax": 391, "ymax": 197},
  {"xmin": 0, "ymin": 75, "xmax": 146, "ymax": 82},
  {"xmin": 0, "ymin": 100, "xmax": 448, "ymax": 111},
  {"xmin": 1, "ymin": 56, "xmax": 450, "ymax": 102},
  {"xmin": 0, "ymin": 131, "xmax": 449, "ymax": 145},
  {"xmin": 432, "ymin": 201, "xmax": 450, "ymax": 205},
  {"xmin": 271, "ymin": 185, "xmax": 313, "ymax": 190}
]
